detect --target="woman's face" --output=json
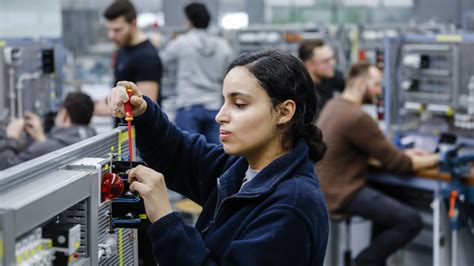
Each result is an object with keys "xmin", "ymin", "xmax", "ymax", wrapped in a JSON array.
[{"xmin": 215, "ymin": 66, "xmax": 280, "ymax": 158}]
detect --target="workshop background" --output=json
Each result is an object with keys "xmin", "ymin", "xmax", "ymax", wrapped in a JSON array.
[{"xmin": 1, "ymin": 0, "xmax": 474, "ymax": 266}]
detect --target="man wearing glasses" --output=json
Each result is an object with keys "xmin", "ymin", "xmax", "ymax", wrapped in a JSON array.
[{"xmin": 298, "ymin": 39, "xmax": 345, "ymax": 112}]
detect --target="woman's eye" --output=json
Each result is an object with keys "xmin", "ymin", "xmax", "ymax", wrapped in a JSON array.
[{"xmin": 235, "ymin": 103, "xmax": 247, "ymax": 109}]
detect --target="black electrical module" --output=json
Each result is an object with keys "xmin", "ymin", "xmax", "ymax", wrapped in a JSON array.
[{"xmin": 41, "ymin": 48, "xmax": 55, "ymax": 74}]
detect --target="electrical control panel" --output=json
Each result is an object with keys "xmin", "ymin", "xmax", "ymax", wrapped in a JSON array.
[
  {"xmin": 0, "ymin": 38, "xmax": 63, "ymax": 122},
  {"xmin": 384, "ymin": 33, "xmax": 474, "ymax": 142}
]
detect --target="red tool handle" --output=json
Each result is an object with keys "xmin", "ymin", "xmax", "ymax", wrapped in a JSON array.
[
  {"xmin": 125, "ymin": 87, "xmax": 134, "ymax": 160},
  {"xmin": 448, "ymin": 190, "xmax": 458, "ymax": 218},
  {"xmin": 125, "ymin": 88, "xmax": 134, "ymax": 122}
]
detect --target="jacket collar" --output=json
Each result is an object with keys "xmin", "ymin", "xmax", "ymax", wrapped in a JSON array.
[{"xmin": 218, "ymin": 139, "xmax": 310, "ymax": 198}]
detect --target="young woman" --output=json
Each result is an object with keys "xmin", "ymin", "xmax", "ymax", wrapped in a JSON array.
[{"xmin": 108, "ymin": 50, "xmax": 329, "ymax": 265}]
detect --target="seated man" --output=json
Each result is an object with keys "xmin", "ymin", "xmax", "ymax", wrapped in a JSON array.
[
  {"xmin": 316, "ymin": 62, "xmax": 439, "ymax": 266},
  {"xmin": 298, "ymin": 39, "xmax": 345, "ymax": 111},
  {"xmin": 0, "ymin": 92, "xmax": 96, "ymax": 170}
]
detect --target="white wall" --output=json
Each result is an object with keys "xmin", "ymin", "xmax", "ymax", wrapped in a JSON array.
[{"xmin": 0, "ymin": 0, "xmax": 62, "ymax": 38}]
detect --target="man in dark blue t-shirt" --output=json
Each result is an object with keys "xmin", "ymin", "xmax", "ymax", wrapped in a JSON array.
[
  {"xmin": 113, "ymin": 40, "xmax": 162, "ymax": 104},
  {"xmin": 95, "ymin": 1, "xmax": 162, "ymax": 117}
]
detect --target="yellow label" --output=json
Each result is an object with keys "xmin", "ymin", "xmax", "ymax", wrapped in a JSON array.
[
  {"xmin": 118, "ymin": 127, "xmax": 135, "ymax": 158},
  {"xmin": 119, "ymin": 131, "xmax": 127, "ymax": 144},
  {"xmin": 139, "ymin": 214, "xmax": 148, "ymax": 219},
  {"xmin": 436, "ymin": 35, "xmax": 463, "ymax": 42},
  {"xmin": 118, "ymin": 229, "xmax": 124, "ymax": 266},
  {"xmin": 117, "ymin": 133, "xmax": 122, "ymax": 158},
  {"xmin": 69, "ymin": 255, "xmax": 73, "ymax": 262},
  {"xmin": 17, "ymin": 255, "xmax": 22, "ymax": 264},
  {"xmin": 119, "ymin": 128, "xmax": 135, "ymax": 144},
  {"xmin": 75, "ymin": 242, "xmax": 80, "ymax": 250},
  {"xmin": 446, "ymin": 107, "xmax": 455, "ymax": 116},
  {"xmin": 48, "ymin": 240, "xmax": 52, "ymax": 249},
  {"xmin": 102, "ymin": 163, "xmax": 110, "ymax": 172},
  {"xmin": 38, "ymin": 244, "xmax": 43, "ymax": 251},
  {"xmin": 0, "ymin": 40, "xmax": 5, "ymax": 47},
  {"xmin": 31, "ymin": 248, "xmax": 36, "ymax": 256},
  {"xmin": 23, "ymin": 250, "xmax": 28, "ymax": 259}
]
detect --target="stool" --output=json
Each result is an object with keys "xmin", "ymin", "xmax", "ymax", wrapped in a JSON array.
[{"xmin": 330, "ymin": 215, "xmax": 352, "ymax": 266}]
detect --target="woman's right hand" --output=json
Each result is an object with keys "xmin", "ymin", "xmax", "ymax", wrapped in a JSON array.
[{"xmin": 108, "ymin": 81, "xmax": 148, "ymax": 118}]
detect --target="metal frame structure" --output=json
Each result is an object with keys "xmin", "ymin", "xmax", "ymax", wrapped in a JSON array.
[
  {"xmin": 383, "ymin": 33, "xmax": 474, "ymax": 140},
  {"xmin": 0, "ymin": 127, "xmax": 138, "ymax": 266},
  {"xmin": 370, "ymin": 32, "xmax": 474, "ymax": 266}
]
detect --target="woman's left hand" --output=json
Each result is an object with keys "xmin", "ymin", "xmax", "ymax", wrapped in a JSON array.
[{"xmin": 127, "ymin": 165, "xmax": 173, "ymax": 223}]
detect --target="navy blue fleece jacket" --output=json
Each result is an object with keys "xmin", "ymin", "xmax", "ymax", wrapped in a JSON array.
[{"xmin": 134, "ymin": 97, "xmax": 329, "ymax": 266}]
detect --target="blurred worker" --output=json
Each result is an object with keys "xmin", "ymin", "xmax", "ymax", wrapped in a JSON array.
[
  {"xmin": 316, "ymin": 62, "xmax": 439, "ymax": 266},
  {"xmin": 160, "ymin": 2, "xmax": 233, "ymax": 144},
  {"xmin": 0, "ymin": 92, "xmax": 96, "ymax": 170},
  {"xmin": 107, "ymin": 50, "xmax": 328, "ymax": 265},
  {"xmin": 95, "ymin": 1, "xmax": 163, "ymax": 116},
  {"xmin": 298, "ymin": 39, "xmax": 345, "ymax": 111}
]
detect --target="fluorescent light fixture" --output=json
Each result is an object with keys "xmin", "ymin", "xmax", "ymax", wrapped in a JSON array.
[
  {"xmin": 137, "ymin": 12, "xmax": 164, "ymax": 28},
  {"xmin": 220, "ymin": 12, "xmax": 249, "ymax": 30}
]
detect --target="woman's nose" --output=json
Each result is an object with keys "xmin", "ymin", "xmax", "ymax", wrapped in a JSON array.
[{"xmin": 215, "ymin": 106, "xmax": 229, "ymax": 124}]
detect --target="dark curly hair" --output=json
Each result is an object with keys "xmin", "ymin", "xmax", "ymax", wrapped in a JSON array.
[
  {"xmin": 227, "ymin": 50, "xmax": 326, "ymax": 162},
  {"xmin": 184, "ymin": 3, "xmax": 211, "ymax": 29},
  {"xmin": 62, "ymin": 92, "xmax": 94, "ymax": 125},
  {"xmin": 103, "ymin": 1, "xmax": 136, "ymax": 23}
]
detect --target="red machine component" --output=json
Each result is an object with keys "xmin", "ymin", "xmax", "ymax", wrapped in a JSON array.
[
  {"xmin": 358, "ymin": 49, "xmax": 366, "ymax": 62},
  {"xmin": 448, "ymin": 190, "xmax": 458, "ymax": 219},
  {"xmin": 101, "ymin": 172, "xmax": 124, "ymax": 201}
]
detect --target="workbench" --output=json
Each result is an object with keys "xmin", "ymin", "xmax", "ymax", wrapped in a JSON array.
[{"xmin": 368, "ymin": 167, "xmax": 474, "ymax": 266}]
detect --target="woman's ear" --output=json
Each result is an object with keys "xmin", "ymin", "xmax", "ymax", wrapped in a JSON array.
[{"xmin": 277, "ymin": 100, "xmax": 296, "ymax": 125}]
